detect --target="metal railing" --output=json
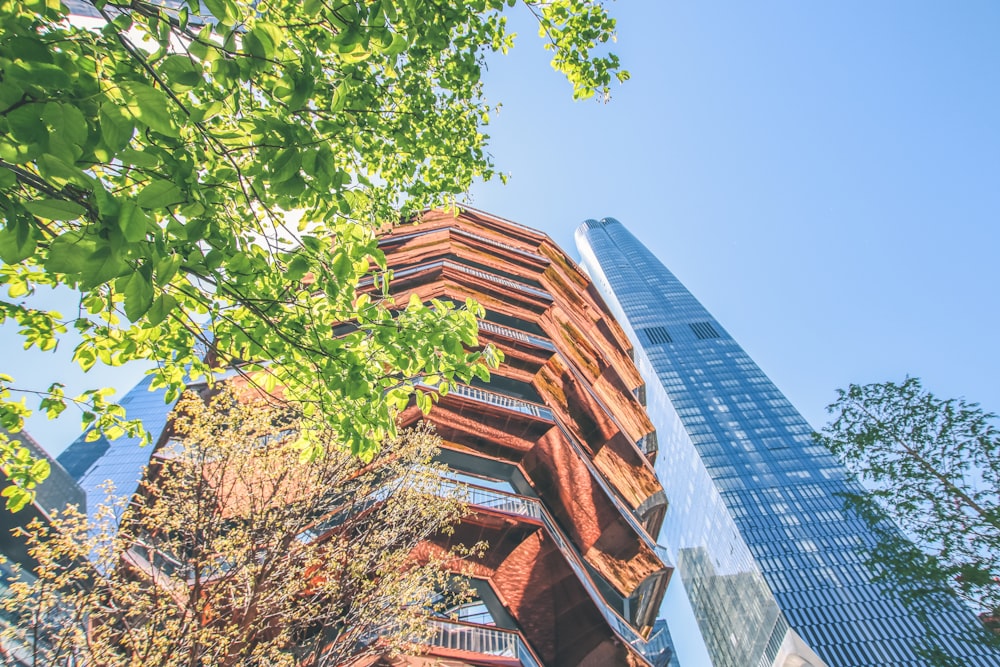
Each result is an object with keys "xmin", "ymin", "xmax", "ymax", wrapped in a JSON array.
[
  {"xmin": 128, "ymin": 541, "xmax": 189, "ymax": 580},
  {"xmin": 561, "ymin": 358, "xmax": 659, "ymax": 461},
  {"xmin": 447, "ymin": 478, "xmax": 667, "ymax": 664},
  {"xmin": 426, "ymin": 619, "xmax": 543, "ymax": 667},
  {"xmin": 456, "ymin": 205, "xmax": 552, "ymax": 239},
  {"xmin": 438, "ymin": 479, "xmax": 543, "ymax": 520},
  {"xmin": 448, "ymin": 262, "xmax": 551, "ymax": 300},
  {"xmin": 653, "ymin": 544, "xmax": 674, "ymax": 568},
  {"xmin": 444, "ymin": 383, "xmax": 555, "ymax": 421},
  {"xmin": 636, "ymin": 431, "xmax": 659, "ymax": 457},
  {"xmin": 376, "ymin": 220, "xmax": 544, "ymax": 263},
  {"xmin": 549, "ymin": 417, "xmax": 662, "ymax": 556},
  {"xmin": 124, "ymin": 476, "xmax": 667, "ymax": 666},
  {"xmin": 477, "ymin": 320, "xmax": 556, "ymax": 351},
  {"xmin": 453, "ymin": 228, "xmax": 546, "ymax": 262},
  {"xmin": 440, "ymin": 378, "xmax": 670, "ymax": 649},
  {"xmin": 374, "ymin": 259, "xmax": 552, "ymax": 301}
]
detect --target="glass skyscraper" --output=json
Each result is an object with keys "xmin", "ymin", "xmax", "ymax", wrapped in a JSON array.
[{"xmin": 576, "ymin": 218, "xmax": 996, "ymax": 667}]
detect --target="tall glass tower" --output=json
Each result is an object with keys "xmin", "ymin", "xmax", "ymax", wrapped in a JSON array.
[{"xmin": 576, "ymin": 218, "xmax": 995, "ymax": 667}]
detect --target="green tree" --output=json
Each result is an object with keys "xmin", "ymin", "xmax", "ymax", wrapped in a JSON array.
[
  {"xmin": 2, "ymin": 387, "xmax": 475, "ymax": 666},
  {"xmin": 819, "ymin": 377, "xmax": 1000, "ymax": 663},
  {"xmin": 0, "ymin": 0, "xmax": 627, "ymax": 506}
]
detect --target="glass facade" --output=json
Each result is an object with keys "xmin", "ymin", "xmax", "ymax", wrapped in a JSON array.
[
  {"xmin": 576, "ymin": 218, "xmax": 996, "ymax": 667},
  {"xmin": 57, "ymin": 375, "xmax": 177, "ymax": 530}
]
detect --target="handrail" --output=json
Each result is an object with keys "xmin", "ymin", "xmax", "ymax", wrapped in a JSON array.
[
  {"xmin": 549, "ymin": 416, "xmax": 662, "ymax": 556},
  {"xmin": 448, "ymin": 478, "xmax": 665, "ymax": 665},
  {"xmin": 447, "ymin": 261, "xmax": 552, "ymax": 300},
  {"xmin": 636, "ymin": 432, "xmax": 658, "ymax": 457},
  {"xmin": 477, "ymin": 320, "xmax": 556, "ymax": 351},
  {"xmin": 438, "ymin": 479, "xmax": 543, "ymax": 520},
  {"xmin": 435, "ymin": 356, "xmax": 661, "ymax": 547},
  {"xmin": 376, "ymin": 259, "xmax": 553, "ymax": 301},
  {"xmin": 452, "ymin": 228, "xmax": 546, "ymax": 262},
  {"xmin": 476, "ymin": 319, "xmax": 657, "ymax": 461},
  {"xmin": 561, "ymin": 356, "xmax": 659, "ymax": 461},
  {"xmin": 444, "ymin": 383, "xmax": 555, "ymax": 421},
  {"xmin": 437, "ymin": 382, "xmax": 663, "ymax": 565},
  {"xmin": 377, "ymin": 222, "xmax": 546, "ymax": 263},
  {"xmin": 426, "ymin": 619, "xmax": 543, "ymax": 667},
  {"xmin": 125, "ymin": 475, "xmax": 666, "ymax": 666},
  {"xmin": 653, "ymin": 544, "xmax": 674, "ymax": 568},
  {"xmin": 456, "ymin": 204, "xmax": 553, "ymax": 239}
]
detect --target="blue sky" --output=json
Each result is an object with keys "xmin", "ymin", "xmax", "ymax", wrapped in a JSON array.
[
  {"xmin": 5, "ymin": 1, "xmax": 1000, "ymax": 464},
  {"xmin": 468, "ymin": 0, "xmax": 1000, "ymax": 435}
]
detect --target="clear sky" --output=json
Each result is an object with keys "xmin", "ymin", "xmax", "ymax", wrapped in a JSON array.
[
  {"xmin": 467, "ymin": 0, "xmax": 1000, "ymax": 436},
  {"xmin": 5, "ymin": 1, "xmax": 1000, "ymax": 466}
]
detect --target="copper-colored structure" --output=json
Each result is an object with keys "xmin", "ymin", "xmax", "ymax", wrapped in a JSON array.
[
  {"xmin": 56, "ymin": 208, "xmax": 674, "ymax": 667},
  {"xmin": 380, "ymin": 208, "xmax": 672, "ymax": 667}
]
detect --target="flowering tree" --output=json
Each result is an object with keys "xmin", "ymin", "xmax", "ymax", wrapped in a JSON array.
[{"xmin": 2, "ymin": 387, "xmax": 475, "ymax": 665}]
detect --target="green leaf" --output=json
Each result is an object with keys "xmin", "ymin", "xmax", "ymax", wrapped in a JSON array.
[
  {"xmin": 28, "ymin": 458, "xmax": 50, "ymax": 481},
  {"xmin": 36, "ymin": 153, "xmax": 90, "ymax": 189},
  {"xmin": 119, "ymin": 148, "xmax": 160, "ymax": 168},
  {"xmin": 99, "ymin": 103, "xmax": 135, "ymax": 153},
  {"xmin": 332, "ymin": 250, "xmax": 353, "ymax": 281},
  {"xmin": 2, "ymin": 485, "xmax": 31, "ymax": 512},
  {"xmin": 0, "ymin": 221, "xmax": 37, "ymax": 264},
  {"xmin": 43, "ymin": 102, "xmax": 88, "ymax": 147},
  {"xmin": 0, "ymin": 167, "xmax": 14, "ymax": 190},
  {"xmin": 203, "ymin": 0, "xmax": 238, "ymax": 23},
  {"xmin": 46, "ymin": 232, "xmax": 95, "ymax": 277},
  {"xmin": 287, "ymin": 72, "xmax": 313, "ymax": 110},
  {"xmin": 161, "ymin": 55, "xmax": 202, "ymax": 90},
  {"xmin": 285, "ymin": 254, "xmax": 311, "ymax": 281},
  {"xmin": 243, "ymin": 30, "xmax": 268, "ymax": 61},
  {"xmin": 137, "ymin": 180, "xmax": 184, "ymax": 209},
  {"xmin": 118, "ymin": 201, "xmax": 152, "ymax": 242},
  {"xmin": 79, "ymin": 246, "xmax": 129, "ymax": 288},
  {"xmin": 383, "ymin": 32, "xmax": 408, "ymax": 56},
  {"xmin": 270, "ymin": 148, "xmax": 300, "ymax": 183},
  {"xmin": 23, "ymin": 198, "xmax": 86, "ymax": 221},
  {"xmin": 255, "ymin": 22, "xmax": 285, "ymax": 55},
  {"xmin": 330, "ymin": 81, "xmax": 350, "ymax": 113},
  {"xmin": 416, "ymin": 390, "xmax": 432, "ymax": 415},
  {"xmin": 17, "ymin": 60, "xmax": 70, "ymax": 89},
  {"xmin": 386, "ymin": 387, "xmax": 410, "ymax": 411},
  {"xmin": 154, "ymin": 254, "xmax": 183, "ymax": 285},
  {"xmin": 121, "ymin": 82, "xmax": 177, "ymax": 137},
  {"xmin": 147, "ymin": 293, "xmax": 178, "ymax": 326},
  {"xmin": 118, "ymin": 271, "xmax": 155, "ymax": 321},
  {"xmin": 6, "ymin": 105, "xmax": 47, "ymax": 144}
]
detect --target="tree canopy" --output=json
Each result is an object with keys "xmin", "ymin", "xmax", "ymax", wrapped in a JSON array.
[
  {"xmin": 2, "ymin": 387, "xmax": 475, "ymax": 665},
  {"xmin": 0, "ymin": 0, "xmax": 627, "ymax": 507},
  {"xmin": 820, "ymin": 377, "xmax": 1000, "ymax": 663}
]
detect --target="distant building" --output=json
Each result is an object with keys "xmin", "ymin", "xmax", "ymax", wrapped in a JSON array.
[
  {"xmin": 0, "ymin": 429, "xmax": 87, "ymax": 665},
  {"xmin": 58, "ymin": 374, "xmax": 177, "ymax": 532},
  {"xmin": 2, "ymin": 428, "xmax": 85, "ymax": 516},
  {"xmin": 576, "ymin": 217, "xmax": 996, "ymax": 667}
]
